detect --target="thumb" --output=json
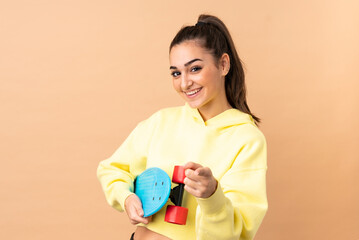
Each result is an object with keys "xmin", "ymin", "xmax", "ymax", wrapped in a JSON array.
[
  {"xmin": 132, "ymin": 199, "xmax": 144, "ymax": 217},
  {"xmin": 136, "ymin": 206, "xmax": 144, "ymax": 217}
]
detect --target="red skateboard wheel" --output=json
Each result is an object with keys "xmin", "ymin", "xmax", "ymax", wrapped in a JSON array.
[
  {"xmin": 165, "ymin": 205, "xmax": 188, "ymax": 225},
  {"xmin": 172, "ymin": 165, "xmax": 186, "ymax": 184}
]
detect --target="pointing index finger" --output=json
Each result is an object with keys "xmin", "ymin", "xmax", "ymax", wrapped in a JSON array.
[{"xmin": 184, "ymin": 161, "xmax": 203, "ymax": 170}]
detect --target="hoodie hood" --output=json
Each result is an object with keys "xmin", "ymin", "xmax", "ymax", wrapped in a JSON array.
[{"xmin": 184, "ymin": 103, "xmax": 255, "ymax": 129}]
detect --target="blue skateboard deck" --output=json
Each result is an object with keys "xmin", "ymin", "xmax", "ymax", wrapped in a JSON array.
[{"xmin": 134, "ymin": 167, "xmax": 171, "ymax": 217}]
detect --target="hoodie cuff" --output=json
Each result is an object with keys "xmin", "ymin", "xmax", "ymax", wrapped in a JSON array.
[
  {"xmin": 119, "ymin": 190, "xmax": 135, "ymax": 212},
  {"xmin": 196, "ymin": 182, "xmax": 226, "ymax": 215}
]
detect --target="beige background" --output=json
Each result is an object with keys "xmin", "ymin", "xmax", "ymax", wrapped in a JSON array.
[{"xmin": 1, "ymin": 0, "xmax": 358, "ymax": 239}]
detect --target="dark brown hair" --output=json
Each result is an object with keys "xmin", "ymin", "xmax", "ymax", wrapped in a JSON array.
[{"xmin": 169, "ymin": 14, "xmax": 260, "ymax": 124}]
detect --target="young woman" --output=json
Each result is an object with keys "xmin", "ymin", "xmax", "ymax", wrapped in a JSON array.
[{"xmin": 97, "ymin": 14, "xmax": 267, "ymax": 240}]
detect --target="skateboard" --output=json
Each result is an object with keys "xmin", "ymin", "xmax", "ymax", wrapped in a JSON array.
[{"xmin": 134, "ymin": 166, "xmax": 188, "ymax": 225}]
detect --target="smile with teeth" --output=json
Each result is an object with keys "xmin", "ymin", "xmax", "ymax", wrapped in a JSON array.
[{"xmin": 184, "ymin": 87, "xmax": 202, "ymax": 96}]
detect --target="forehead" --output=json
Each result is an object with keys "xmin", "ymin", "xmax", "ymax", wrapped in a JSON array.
[{"xmin": 169, "ymin": 40, "xmax": 213, "ymax": 66}]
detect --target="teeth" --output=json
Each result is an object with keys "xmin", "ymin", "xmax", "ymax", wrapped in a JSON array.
[{"xmin": 185, "ymin": 88, "xmax": 201, "ymax": 95}]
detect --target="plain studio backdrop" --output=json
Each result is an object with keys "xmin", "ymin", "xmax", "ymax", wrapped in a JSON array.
[{"xmin": 1, "ymin": 1, "xmax": 358, "ymax": 239}]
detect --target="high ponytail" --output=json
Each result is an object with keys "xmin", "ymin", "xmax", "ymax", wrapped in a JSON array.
[{"xmin": 170, "ymin": 14, "xmax": 260, "ymax": 125}]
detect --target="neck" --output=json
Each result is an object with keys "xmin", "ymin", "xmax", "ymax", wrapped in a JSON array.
[{"xmin": 198, "ymin": 101, "xmax": 232, "ymax": 122}]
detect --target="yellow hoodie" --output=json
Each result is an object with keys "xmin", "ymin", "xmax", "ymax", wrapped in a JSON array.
[{"xmin": 97, "ymin": 104, "xmax": 268, "ymax": 240}]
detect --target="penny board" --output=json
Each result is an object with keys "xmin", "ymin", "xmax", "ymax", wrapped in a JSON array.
[{"xmin": 134, "ymin": 167, "xmax": 171, "ymax": 217}]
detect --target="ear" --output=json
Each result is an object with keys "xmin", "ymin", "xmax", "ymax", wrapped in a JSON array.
[{"xmin": 219, "ymin": 53, "xmax": 230, "ymax": 76}]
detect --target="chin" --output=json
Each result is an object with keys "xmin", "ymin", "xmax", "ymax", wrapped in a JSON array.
[
  {"xmin": 186, "ymin": 101, "xmax": 204, "ymax": 109},
  {"xmin": 187, "ymin": 103, "xmax": 197, "ymax": 109}
]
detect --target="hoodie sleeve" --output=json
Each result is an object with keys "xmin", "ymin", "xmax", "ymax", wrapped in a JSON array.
[
  {"xmin": 96, "ymin": 115, "xmax": 158, "ymax": 212},
  {"xmin": 195, "ymin": 130, "xmax": 268, "ymax": 240}
]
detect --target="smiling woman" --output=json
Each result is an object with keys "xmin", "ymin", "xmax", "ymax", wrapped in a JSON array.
[
  {"xmin": 170, "ymin": 40, "xmax": 231, "ymax": 121},
  {"xmin": 97, "ymin": 14, "xmax": 267, "ymax": 240}
]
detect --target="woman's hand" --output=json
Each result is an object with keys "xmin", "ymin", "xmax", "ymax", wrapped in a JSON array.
[
  {"xmin": 183, "ymin": 162, "xmax": 218, "ymax": 198},
  {"xmin": 124, "ymin": 194, "xmax": 152, "ymax": 225}
]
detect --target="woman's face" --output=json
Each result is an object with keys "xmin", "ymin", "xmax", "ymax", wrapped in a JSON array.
[{"xmin": 169, "ymin": 40, "xmax": 231, "ymax": 120}]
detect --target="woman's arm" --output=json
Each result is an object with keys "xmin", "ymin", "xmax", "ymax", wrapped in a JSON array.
[
  {"xmin": 97, "ymin": 114, "xmax": 158, "ymax": 215},
  {"xmin": 187, "ymin": 134, "xmax": 268, "ymax": 240}
]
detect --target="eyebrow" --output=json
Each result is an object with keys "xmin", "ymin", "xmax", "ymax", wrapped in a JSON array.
[{"xmin": 169, "ymin": 58, "xmax": 203, "ymax": 70}]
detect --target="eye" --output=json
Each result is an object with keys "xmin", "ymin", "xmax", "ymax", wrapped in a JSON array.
[
  {"xmin": 191, "ymin": 66, "xmax": 202, "ymax": 72},
  {"xmin": 171, "ymin": 71, "xmax": 181, "ymax": 78}
]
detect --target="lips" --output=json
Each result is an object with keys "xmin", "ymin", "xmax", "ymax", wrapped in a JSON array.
[{"xmin": 184, "ymin": 87, "xmax": 202, "ymax": 97}]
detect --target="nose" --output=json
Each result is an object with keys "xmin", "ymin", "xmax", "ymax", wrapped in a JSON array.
[{"xmin": 180, "ymin": 74, "xmax": 193, "ymax": 90}]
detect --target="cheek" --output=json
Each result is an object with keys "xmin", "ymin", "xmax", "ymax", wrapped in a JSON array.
[
  {"xmin": 202, "ymin": 73, "xmax": 222, "ymax": 93},
  {"xmin": 172, "ymin": 80, "xmax": 181, "ymax": 93},
  {"xmin": 200, "ymin": 71, "xmax": 215, "ymax": 88}
]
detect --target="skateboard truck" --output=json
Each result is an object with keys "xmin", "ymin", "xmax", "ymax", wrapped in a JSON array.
[{"xmin": 169, "ymin": 184, "xmax": 184, "ymax": 206}]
